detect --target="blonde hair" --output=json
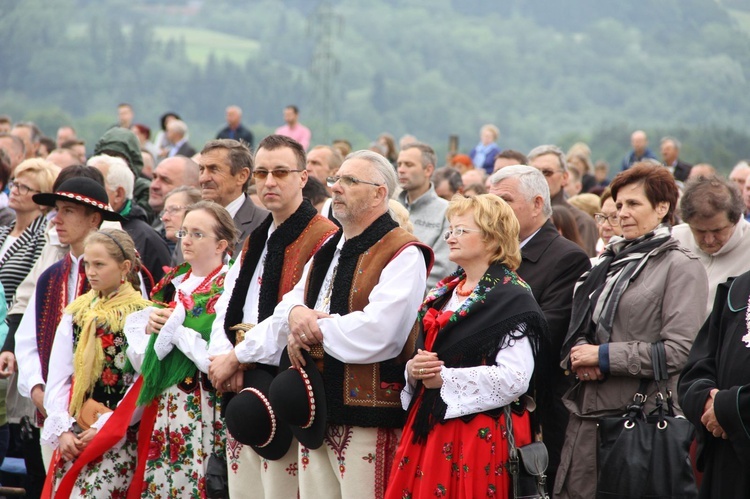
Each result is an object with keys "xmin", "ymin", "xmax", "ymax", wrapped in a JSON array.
[
  {"xmin": 14, "ymin": 158, "xmax": 60, "ymax": 194},
  {"xmin": 568, "ymin": 193, "xmax": 601, "ymax": 218},
  {"xmin": 445, "ymin": 194, "xmax": 521, "ymax": 270}
]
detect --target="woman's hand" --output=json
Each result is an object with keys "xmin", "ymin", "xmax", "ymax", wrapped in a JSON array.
[
  {"xmin": 408, "ymin": 349, "xmax": 444, "ymax": 388},
  {"xmin": 78, "ymin": 428, "xmax": 98, "ymax": 448},
  {"xmin": 148, "ymin": 307, "xmax": 174, "ymax": 335},
  {"xmin": 59, "ymin": 431, "xmax": 83, "ymax": 461},
  {"xmin": 570, "ymin": 344, "xmax": 600, "ymax": 369}
]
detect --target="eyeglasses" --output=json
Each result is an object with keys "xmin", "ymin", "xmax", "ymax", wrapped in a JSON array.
[
  {"xmin": 594, "ymin": 213, "xmax": 620, "ymax": 226},
  {"xmin": 442, "ymin": 227, "xmax": 482, "ymax": 240},
  {"xmin": 160, "ymin": 205, "xmax": 187, "ymax": 218},
  {"xmin": 537, "ymin": 169, "xmax": 564, "ymax": 178},
  {"xmin": 9, "ymin": 180, "xmax": 41, "ymax": 196},
  {"xmin": 326, "ymin": 175, "xmax": 383, "ymax": 188},
  {"xmin": 253, "ymin": 169, "xmax": 305, "ymax": 180},
  {"xmin": 175, "ymin": 229, "xmax": 217, "ymax": 241}
]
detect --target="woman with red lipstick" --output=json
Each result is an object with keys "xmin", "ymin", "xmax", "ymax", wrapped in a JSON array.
[{"xmin": 556, "ymin": 163, "xmax": 708, "ymax": 498}]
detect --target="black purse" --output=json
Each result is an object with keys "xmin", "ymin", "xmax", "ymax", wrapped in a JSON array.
[
  {"xmin": 205, "ymin": 391, "xmax": 229, "ymax": 499},
  {"xmin": 504, "ymin": 404, "xmax": 550, "ymax": 499},
  {"xmin": 596, "ymin": 342, "xmax": 698, "ymax": 499}
]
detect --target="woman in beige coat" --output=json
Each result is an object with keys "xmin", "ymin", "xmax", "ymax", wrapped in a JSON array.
[{"xmin": 554, "ymin": 163, "xmax": 708, "ymax": 499}]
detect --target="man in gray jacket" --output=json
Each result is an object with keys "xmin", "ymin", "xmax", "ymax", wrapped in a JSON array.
[{"xmin": 397, "ymin": 142, "xmax": 451, "ymax": 289}]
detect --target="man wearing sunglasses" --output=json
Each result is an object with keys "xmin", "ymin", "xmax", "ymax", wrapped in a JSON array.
[
  {"xmin": 198, "ymin": 139, "xmax": 269, "ymax": 257},
  {"xmin": 208, "ymin": 135, "xmax": 338, "ymax": 499},
  {"xmin": 264, "ymin": 150, "xmax": 433, "ymax": 499}
]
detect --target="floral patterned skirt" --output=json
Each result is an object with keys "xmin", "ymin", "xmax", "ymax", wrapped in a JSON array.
[
  {"xmin": 51, "ymin": 425, "xmax": 139, "ymax": 498},
  {"xmin": 139, "ymin": 378, "xmax": 225, "ymax": 498},
  {"xmin": 385, "ymin": 409, "xmax": 531, "ymax": 499}
]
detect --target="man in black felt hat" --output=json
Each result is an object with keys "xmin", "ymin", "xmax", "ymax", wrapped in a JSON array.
[
  {"xmin": 264, "ymin": 151, "xmax": 433, "ymax": 499},
  {"xmin": 13, "ymin": 176, "xmax": 124, "ymax": 481},
  {"xmin": 204, "ymin": 134, "xmax": 338, "ymax": 499}
]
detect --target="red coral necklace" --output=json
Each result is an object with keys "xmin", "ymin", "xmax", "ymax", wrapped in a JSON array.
[{"xmin": 178, "ymin": 264, "xmax": 223, "ymax": 309}]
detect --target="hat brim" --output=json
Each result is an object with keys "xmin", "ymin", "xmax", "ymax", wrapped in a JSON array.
[
  {"xmin": 32, "ymin": 192, "xmax": 126, "ymax": 222},
  {"xmin": 271, "ymin": 346, "xmax": 327, "ymax": 449},
  {"xmin": 225, "ymin": 369, "xmax": 294, "ymax": 461}
]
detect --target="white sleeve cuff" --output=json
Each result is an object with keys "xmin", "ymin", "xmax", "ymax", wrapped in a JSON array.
[{"xmin": 40, "ymin": 411, "xmax": 76, "ymax": 448}]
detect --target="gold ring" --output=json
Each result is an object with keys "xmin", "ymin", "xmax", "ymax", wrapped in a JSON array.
[
  {"xmin": 419, "ymin": 368, "xmax": 425, "ymax": 375},
  {"xmin": 583, "ymin": 373, "xmax": 589, "ymax": 378}
]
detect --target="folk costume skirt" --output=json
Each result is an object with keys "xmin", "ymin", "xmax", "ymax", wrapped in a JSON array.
[
  {"xmin": 136, "ymin": 378, "xmax": 225, "ymax": 498},
  {"xmin": 386, "ymin": 404, "xmax": 532, "ymax": 499}
]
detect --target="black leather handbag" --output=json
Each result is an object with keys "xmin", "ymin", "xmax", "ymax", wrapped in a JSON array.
[
  {"xmin": 596, "ymin": 342, "xmax": 698, "ymax": 499},
  {"xmin": 504, "ymin": 404, "xmax": 550, "ymax": 499},
  {"xmin": 205, "ymin": 392, "xmax": 229, "ymax": 499}
]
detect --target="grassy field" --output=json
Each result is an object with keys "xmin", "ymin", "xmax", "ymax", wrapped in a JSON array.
[
  {"xmin": 66, "ymin": 24, "xmax": 260, "ymax": 66},
  {"xmin": 152, "ymin": 26, "xmax": 260, "ymax": 65}
]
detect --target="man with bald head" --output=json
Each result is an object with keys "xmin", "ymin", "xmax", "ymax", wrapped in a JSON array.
[
  {"xmin": 216, "ymin": 105, "xmax": 255, "ymax": 148},
  {"xmin": 148, "ymin": 155, "xmax": 201, "ymax": 243},
  {"xmin": 306, "ymin": 145, "xmax": 343, "ymax": 186},
  {"xmin": 12, "ymin": 123, "xmax": 41, "ymax": 160},
  {"xmin": 621, "ymin": 130, "xmax": 657, "ymax": 170},
  {"xmin": 46, "ymin": 148, "xmax": 80, "ymax": 169}
]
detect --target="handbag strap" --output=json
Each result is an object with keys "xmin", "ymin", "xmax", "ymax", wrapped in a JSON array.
[{"xmin": 651, "ymin": 341, "xmax": 668, "ymax": 382}]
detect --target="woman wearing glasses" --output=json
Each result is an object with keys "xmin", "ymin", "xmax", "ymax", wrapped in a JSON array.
[
  {"xmin": 160, "ymin": 186, "xmax": 202, "ymax": 265},
  {"xmin": 592, "ymin": 188, "xmax": 622, "ymax": 257},
  {"xmin": 385, "ymin": 194, "xmax": 547, "ymax": 499},
  {"xmin": 0, "ymin": 158, "xmax": 60, "ymax": 307},
  {"xmin": 95, "ymin": 201, "xmax": 238, "ymax": 497},
  {"xmin": 555, "ymin": 163, "xmax": 708, "ymax": 498}
]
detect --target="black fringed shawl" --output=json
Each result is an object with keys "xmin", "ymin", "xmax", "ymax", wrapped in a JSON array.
[{"xmin": 409, "ymin": 263, "xmax": 549, "ymax": 443}]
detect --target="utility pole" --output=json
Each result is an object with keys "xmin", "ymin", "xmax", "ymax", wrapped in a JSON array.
[{"xmin": 308, "ymin": 1, "xmax": 342, "ymax": 144}]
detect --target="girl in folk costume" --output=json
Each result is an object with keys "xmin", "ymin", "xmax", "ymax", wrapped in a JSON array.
[
  {"xmin": 41, "ymin": 229, "xmax": 151, "ymax": 497},
  {"xmin": 385, "ymin": 195, "xmax": 547, "ymax": 499},
  {"xmin": 123, "ymin": 201, "xmax": 238, "ymax": 498}
]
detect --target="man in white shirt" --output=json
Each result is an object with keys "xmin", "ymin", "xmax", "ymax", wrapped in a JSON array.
[
  {"xmin": 198, "ymin": 139, "xmax": 269, "ymax": 256},
  {"xmin": 268, "ymin": 150, "xmax": 432, "ymax": 499},
  {"xmin": 206, "ymin": 135, "xmax": 338, "ymax": 499}
]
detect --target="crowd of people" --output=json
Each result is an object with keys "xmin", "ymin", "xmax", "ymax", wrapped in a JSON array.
[{"xmin": 0, "ymin": 107, "xmax": 749, "ymax": 499}]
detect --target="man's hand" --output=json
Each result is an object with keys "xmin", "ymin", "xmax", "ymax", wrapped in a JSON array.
[
  {"xmin": 31, "ymin": 384, "xmax": 46, "ymax": 417},
  {"xmin": 148, "ymin": 307, "xmax": 174, "ymax": 335},
  {"xmin": 209, "ymin": 351, "xmax": 240, "ymax": 389},
  {"xmin": 0, "ymin": 351, "xmax": 16, "ymax": 379},
  {"xmin": 59, "ymin": 431, "xmax": 83, "ymax": 461},
  {"xmin": 701, "ymin": 388, "xmax": 727, "ymax": 439},
  {"xmin": 287, "ymin": 306, "xmax": 330, "ymax": 368}
]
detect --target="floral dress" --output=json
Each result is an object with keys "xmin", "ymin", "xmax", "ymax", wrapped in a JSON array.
[
  {"xmin": 41, "ymin": 285, "xmax": 150, "ymax": 498},
  {"xmin": 124, "ymin": 263, "xmax": 228, "ymax": 498},
  {"xmin": 385, "ymin": 265, "xmax": 545, "ymax": 499}
]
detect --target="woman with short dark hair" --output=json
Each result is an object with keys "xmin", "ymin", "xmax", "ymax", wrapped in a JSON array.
[{"xmin": 555, "ymin": 163, "xmax": 708, "ymax": 498}]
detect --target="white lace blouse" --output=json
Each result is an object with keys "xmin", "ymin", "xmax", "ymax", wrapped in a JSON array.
[{"xmin": 401, "ymin": 288, "xmax": 535, "ymax": 419}]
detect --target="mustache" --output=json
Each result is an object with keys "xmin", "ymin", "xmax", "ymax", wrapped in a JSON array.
[{"xmin": 201, "ymin": 181, "xmax": 218, "ymax": 189}]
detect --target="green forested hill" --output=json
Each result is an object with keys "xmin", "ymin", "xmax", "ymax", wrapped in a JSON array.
[{"xmin": 1, "ymin": 0, "xmax": 749, "ymax": 169}]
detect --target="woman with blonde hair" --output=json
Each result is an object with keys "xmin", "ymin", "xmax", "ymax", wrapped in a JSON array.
[
  {"xmin": 0, "ymin": 158, "xmax": 60, "ymax": 306},
  {"xmin": 42, "ymin": 229, "xmax": 150, "ymax": 497},
  {"xmin": 386, "ymin": 194, "xmax": 547, "ymax": 499}
]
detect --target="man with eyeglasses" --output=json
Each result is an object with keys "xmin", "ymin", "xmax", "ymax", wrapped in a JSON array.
[
  {"xmin": 263, "ymin": 150, "xmax": 432, "ymax": 499},
  {"xmin": 672, "ymin": 176, "xmax": 750, "ymax": 317},
  {"xmin": 198, "ymin": 139, "xmax": 269, "ymax": 256},
  {"xmin": 528, "ymin": 144, "xmax": 599, "ymax": 257},
  {"xmin": 206, "ymin": 135, "xmax": 338, "ymax": 499},
  {"xmin": 489, "ymin": 165, "xmax": 590, "ymax": 493},
  {"xmin": 396, "ymin": 142, "xmax": 451, "ymax": 289}
]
